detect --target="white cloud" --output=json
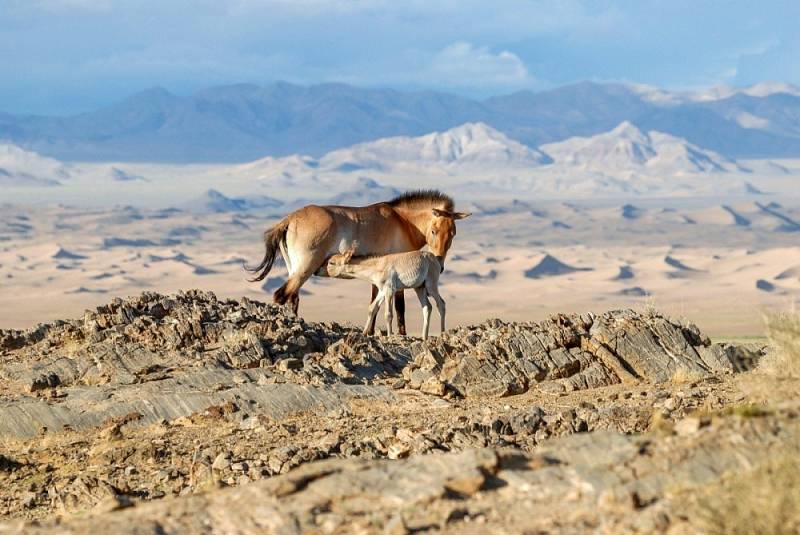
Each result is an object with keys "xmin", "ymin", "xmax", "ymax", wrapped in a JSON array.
[{"xmin": 423, "ymin": 42, "xmax": 534, "ymax": 91}]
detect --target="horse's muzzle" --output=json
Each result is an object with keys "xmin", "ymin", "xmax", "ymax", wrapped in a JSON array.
[{"xmin": 435, "ymin": 255, "xmax": 445, "ymax": 273}]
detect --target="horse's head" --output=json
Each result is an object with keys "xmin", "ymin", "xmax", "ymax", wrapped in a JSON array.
[{"xmin": 427, "ymin": 208, "xmax": 471, "ymax": 271}]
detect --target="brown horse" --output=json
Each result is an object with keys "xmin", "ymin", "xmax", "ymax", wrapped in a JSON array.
[{"xmin": 246, "ymin": 190, "xmax": 469, "ymax": 334}]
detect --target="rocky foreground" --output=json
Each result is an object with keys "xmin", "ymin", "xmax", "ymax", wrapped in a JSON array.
[{"xmin": 0, "ymin": 290, "xmax": 792, "ymax": 533}]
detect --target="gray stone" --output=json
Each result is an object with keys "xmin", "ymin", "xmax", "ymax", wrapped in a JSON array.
[{"xmin": 212, "ymin": 453, "xmax": 231, "ymax": 471}]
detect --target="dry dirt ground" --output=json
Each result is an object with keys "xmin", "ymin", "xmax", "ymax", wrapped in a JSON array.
[{"xmin": 1, "ymin": 290, "xmax": 796, "ymax": 534}]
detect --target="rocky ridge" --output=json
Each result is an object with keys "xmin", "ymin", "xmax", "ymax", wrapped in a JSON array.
[{"xmin": 0, "ymin": 291, "xmax": 775, "ymax": 531}]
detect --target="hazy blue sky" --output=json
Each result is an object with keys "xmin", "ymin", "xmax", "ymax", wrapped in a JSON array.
[{"xmin": 3, "ymin": 0, "xmax": 799, "ymax": 114}]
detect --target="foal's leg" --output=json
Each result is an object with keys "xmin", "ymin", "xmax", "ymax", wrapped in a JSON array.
[
  {"xmin": 363, "ymin": 288, "xmax": 386, "ymax": 335},
  {"xmin": 394, "ymin": 290, "xmax": 406, "ymax": 336},
  {"xmin": 414, "ymin": 287, "xmax": 432, "ymax": 341},
  {"xmin": 385, "ymin": 289, "xmax": 395, "ymax": 337},
  {"xmin": 366, "ymin": 285, "xmax": 379, "ymax": 335}
]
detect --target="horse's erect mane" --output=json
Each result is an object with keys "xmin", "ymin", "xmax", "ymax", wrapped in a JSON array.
[{"xmin": 388, "ymin": 190, "xmax": 454, "ymax": 211}]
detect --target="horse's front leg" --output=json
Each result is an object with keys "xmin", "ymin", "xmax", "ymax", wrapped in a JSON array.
[{"xmin": 394, "ymin": 290, "xmax": 406, "ymax": 335}]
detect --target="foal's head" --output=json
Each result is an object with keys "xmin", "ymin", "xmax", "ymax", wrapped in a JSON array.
[
  {"xmin": 324, "ymin": 242, "xmax": 358, "ymax": 277},
  {"xmin": 427, "ymin": 208, "xmax": 471, "ymax": 270}
]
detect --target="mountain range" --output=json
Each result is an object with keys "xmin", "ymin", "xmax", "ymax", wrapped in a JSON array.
[
  {"xmin": 2, "ymin": 81, "xmax": 800, "ymax": 162},
  {"xmin": 231, "ymin": 121, "xmax": 761, "ymax": 198},
  {"xmin": 1, "ymin": 121, "xmax": 761, "ymax": 195},
  {"xmin": 239, "ymin": 121, "xmax": 743, "ymax": 179}
]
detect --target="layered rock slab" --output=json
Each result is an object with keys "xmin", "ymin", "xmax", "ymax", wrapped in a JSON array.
[{"xmin": 405, "ymin": 310, "xmax": 758, "ymax": 398}]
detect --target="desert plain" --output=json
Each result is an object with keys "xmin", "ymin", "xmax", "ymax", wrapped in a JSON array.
[
  {"xmin": 2, "ymin": 151, "xmax": 799, "ymax": 337},
  {"xmin": 2, "ymin": 121, "xmax": 800, "ymax": 534}
]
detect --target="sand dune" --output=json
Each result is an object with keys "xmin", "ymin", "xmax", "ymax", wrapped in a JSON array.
[
  {"xmin": 755, "ymin": 202, "xmax": 800, "ymax": 232},
  {"xmin": 664, "ymin": 255, "xmax": 703, "ymax": 272},
  {"xmin": 619, "ymin": 286, "xmax": 648, "ymax": 296},
  {"xmin": 446, "ymin": 269, "xmax": 499, "ymax": 283},
  {"xmin": 103, "ymin": 237, "xmax": 181, "ymax": 248},
  {"xmin": 613, "ymin": 265, "xmax": 635, "ymax": 280},
  {"xmin": 52, "ymin": 247, "xmax": 88, "ymax": 260},
  {"xmin": 66, "ymin": 286, "xmax": 108, "ymax": 294},
  {"xmin": 690, "ymin": 205, "xmax": 751, "ymax": 226},
  {"xmin": 525, "ymin": 254, "xmax": 593, "ymax": 279},
  {"xmin": 775, "ymin": 266, "xmax": 800, "ymax": 281},
  {"xmin": 756, "ymin": 279, "xmax": 776, "ymax": 292}
]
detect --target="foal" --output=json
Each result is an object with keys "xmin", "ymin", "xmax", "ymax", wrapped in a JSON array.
[{"xmin": 319, "ymin": 246, "xmax": 446, "ymax": 340}]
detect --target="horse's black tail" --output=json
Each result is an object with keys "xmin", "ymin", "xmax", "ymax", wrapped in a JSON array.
[{"xmin": 245, "ymin": 217, "xmax": 289, "ymax": 282}]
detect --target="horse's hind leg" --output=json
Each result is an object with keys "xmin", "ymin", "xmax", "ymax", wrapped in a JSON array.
[
  {"xmin": 274, "ymin": 250, "xmax": 327, "ymax": 315},
  {"xmin": 288, "ymin": 293, "xmax": 299, "ymax": 315},
  {"xmin": 394, "ymin": 290, "xmax": 406, "ymax": 335}
]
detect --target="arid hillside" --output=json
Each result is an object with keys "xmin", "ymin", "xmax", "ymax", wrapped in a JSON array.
[{"xmin": 1, "ymin": 291, "xmax": 797, "ymax": 533}]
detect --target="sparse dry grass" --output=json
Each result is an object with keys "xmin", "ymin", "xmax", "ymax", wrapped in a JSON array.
[
  {"xmin": 683, "ymin": 311, "xmax": 800, "ymax": 534},
  {"xmin": 691, "ymin": 455, "xmax": 800, "ymax": 535},
  {"xmin": 762, "ymin": 310, "xmax": 800, "ymax": 378},
  {"xmin": 669, "ymin": 367, "xmax": 705, "ymax": 385},
  {"xmin": 637, "ymin": 293, "xmax": 659, "ymax": 318},
  {"xmin": 744, "ymin": 310, "xmax": 800, "ymax": 404}
]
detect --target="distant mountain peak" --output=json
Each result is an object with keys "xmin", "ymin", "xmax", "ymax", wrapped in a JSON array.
[
  {"xmin": 321, "ymin": 122, "xmax": 552, "ymax": 171},
  {"xmin": 607, "ymin": 121, "xmax": 650, "ymax": 141},
  {"xmin": 541, "ymin": 122, "xmax": 740, "ymax": 175}
]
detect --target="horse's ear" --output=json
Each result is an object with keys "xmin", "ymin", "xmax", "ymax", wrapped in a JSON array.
[
  {"xmin": 343, "ymin": 241, "xmax": 357, "ymax": 262},
  {"xmin": 451, "ymin": 211, "xmax": 471, "ymax": 220},
  {"xmin": 432, "ymin": 208, "xmax": 450, "ymax": 218}
]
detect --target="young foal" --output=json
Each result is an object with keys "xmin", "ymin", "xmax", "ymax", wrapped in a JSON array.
[{"xmin": 319, "ymin": 246, "xmax": 445, "ymax": 340}]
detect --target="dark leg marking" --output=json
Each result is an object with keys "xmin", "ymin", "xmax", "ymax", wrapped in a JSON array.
[{"xmin": 395, "ymin": 290, "xmax": 406, "ymax": 336}]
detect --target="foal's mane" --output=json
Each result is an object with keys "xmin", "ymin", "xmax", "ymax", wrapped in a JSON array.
[{"xmin": 388, "ymin": 190, "xmax": 454, "ymax": 212}]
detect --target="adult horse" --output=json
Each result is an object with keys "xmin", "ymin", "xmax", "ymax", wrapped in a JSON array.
[{"xmin": 246, "ymin": 190, "xmax": 469, "ymax": 335}]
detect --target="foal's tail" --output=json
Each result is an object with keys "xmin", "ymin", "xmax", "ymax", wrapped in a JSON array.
[{"xmin": 245, "ymin": 217, "xmax": 290, "ymax": 282}]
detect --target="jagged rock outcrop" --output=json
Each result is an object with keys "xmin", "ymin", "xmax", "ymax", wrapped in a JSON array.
[
  {"xmin": 0, "ymin": 292, "xmax": 763, "ymax": 439},
  {"xmin": 403, "ymin": 310, "xmax": 756, "ymax": 398}
]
